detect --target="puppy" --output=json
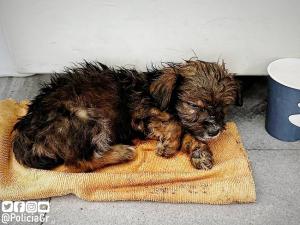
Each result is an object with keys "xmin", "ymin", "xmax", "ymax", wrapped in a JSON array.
[
  {"xmin": 12, "ymin": 60, "xmax": 240, "ymax": 172},
  {"xmin": 147, "ymin": 60, "xmax": 241, "ymax": 169}
]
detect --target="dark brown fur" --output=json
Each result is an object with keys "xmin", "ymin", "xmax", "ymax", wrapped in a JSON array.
[{"xmin": 12, "ymin": 60, "xmax": 240, "ymax": 172}]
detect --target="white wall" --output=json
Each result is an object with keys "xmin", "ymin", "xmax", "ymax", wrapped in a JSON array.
[
  {"xmin": 0, "ymin": 27, "xmax": 17, "ymax": 76},
  {"xmin": 0, "ymin": 0, "xmax": 300, "ymax": 76}
]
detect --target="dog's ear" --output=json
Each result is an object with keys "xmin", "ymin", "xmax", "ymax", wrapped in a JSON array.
[{"xmin": 150, "ymin": 72, "xmax": 179, "ymax": 110}]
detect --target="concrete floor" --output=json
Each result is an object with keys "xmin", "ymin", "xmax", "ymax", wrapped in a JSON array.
[{"xmin": 0, "ymin": 75, "xmax": 299, "ymax": 225}]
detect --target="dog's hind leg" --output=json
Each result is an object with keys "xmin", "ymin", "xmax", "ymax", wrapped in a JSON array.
[{"xmin": 56, "ymin": 144, "xmax": 136, "ymax": 173}]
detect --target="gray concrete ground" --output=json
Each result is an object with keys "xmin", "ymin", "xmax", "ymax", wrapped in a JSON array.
[{"xmin": 0, "ymin": 75, "xmax": 299, "ymax": 225}]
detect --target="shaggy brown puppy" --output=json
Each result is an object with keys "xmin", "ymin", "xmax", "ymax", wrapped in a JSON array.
[{"xmin": 12, "ymin": 60, "xmax": 240, "ymax": 172}]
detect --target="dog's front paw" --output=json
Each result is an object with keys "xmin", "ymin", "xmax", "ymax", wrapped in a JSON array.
[
  {"xmin": 156, "ymin": 141, "xmax": 177, "ymax": 158},
  {"xmin": 190, "ymin": 148, "xmax": 213, "ymax": 170}
]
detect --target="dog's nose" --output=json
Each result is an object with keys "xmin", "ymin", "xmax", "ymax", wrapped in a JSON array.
[{"xmin": 207, "ymin": 126, "xmax": 220, "ymax": 137}]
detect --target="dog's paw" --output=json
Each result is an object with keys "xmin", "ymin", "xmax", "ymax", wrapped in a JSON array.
[
  {"xmin": 190, "ymin": 148, "xmax": 213, "ymax": 170},
  {"xmin": 121, "ymin": 145, "xmax": 136, "ymax": 161},
  {"xmin": 112, "ymin": 144, "xmax": 136, "ymax": 161},
  {"xmin": 156, "ymin": 141, "xmax": 177, "ymax": 158}
]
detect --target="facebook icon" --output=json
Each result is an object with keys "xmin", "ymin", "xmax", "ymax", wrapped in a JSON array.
[{"xmin": 13, "ymin": 201, "xmax": 25, "ymax": 212}]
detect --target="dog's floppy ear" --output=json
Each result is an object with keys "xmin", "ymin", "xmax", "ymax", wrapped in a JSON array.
[{"xmin": 150, "ymin": 72, "xmax": 179, "ymax": 110}]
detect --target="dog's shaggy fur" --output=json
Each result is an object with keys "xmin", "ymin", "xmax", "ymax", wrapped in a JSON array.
[{"xmin": 12, "ymin": 60, "xmax": 240, "ymax": 172}]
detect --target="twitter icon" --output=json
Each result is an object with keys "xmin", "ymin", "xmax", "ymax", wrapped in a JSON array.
[{"xmin": 1, "ymin": 201, "xmax": 13, "ymax": 212}]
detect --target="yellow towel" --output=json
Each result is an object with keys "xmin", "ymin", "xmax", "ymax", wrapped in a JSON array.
[{"xmin": 0, "ymin": 99, "xmax": 255, "ymax": 204}]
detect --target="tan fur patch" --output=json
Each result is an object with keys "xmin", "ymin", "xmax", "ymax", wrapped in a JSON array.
[{"xmin": 76, "ymin": 109, "xmax": 89, "ymax": 120}]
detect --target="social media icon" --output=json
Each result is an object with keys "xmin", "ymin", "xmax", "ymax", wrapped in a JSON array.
[
  {"xmin": 1, "ymin": 201, "xmax": 13, "ymax": 212},
  {"xmin": 38, "ymin": 201, "xmax": 50, "ymax": 213},
  {"xmin": 14, "ymin": 201, "xmax": 25, "ymax": 212},
  {"xmin": 26, "ymin": 201, "xmax": 37, "ymax": 213}
]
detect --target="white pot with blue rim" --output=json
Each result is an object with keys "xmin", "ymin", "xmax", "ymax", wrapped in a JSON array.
[{"xmin": 266, "ymin": 58, "xmax": 300, "ymax": 141}]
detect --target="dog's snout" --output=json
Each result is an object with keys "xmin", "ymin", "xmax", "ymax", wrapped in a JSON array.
[{"xmin": 207, "ymin": 125, "xmax": 220, "ymax": 137}]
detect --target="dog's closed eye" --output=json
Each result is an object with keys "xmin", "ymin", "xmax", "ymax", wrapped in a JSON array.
[
  {"xmin": 186, "ymin": 101, "xmax": 198, "ymax": 107},
  {"xmin": 186, "ymin": 101, "xmax": 206, "ymax": 112}
]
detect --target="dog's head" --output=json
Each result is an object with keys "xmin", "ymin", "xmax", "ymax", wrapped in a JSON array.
[{"xmin": 150, "ymin": 60, "xmax": 241, "ymax": 141}]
